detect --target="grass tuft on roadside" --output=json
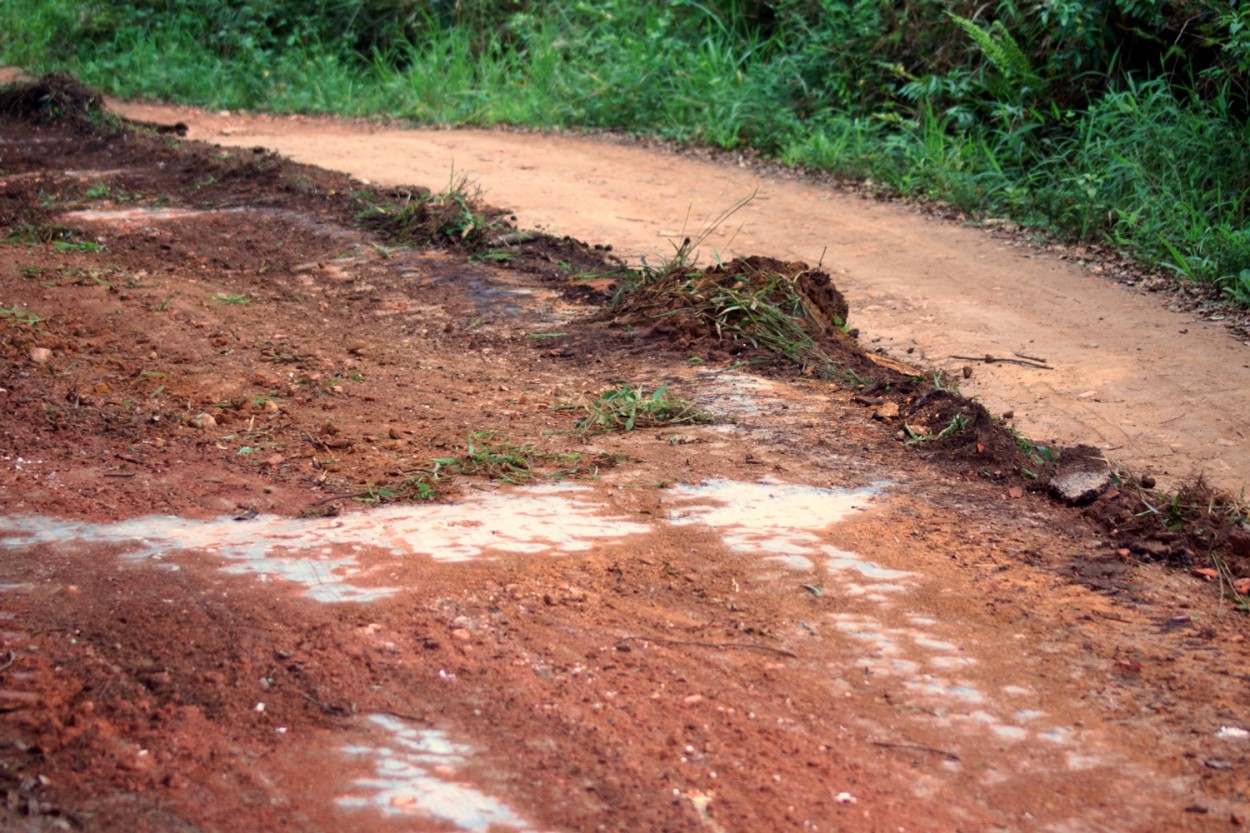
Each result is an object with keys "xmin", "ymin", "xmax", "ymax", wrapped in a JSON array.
[
  {"xmin": 575, "ymin": 384, "xmax": 713, "ymax": 434},
  {"xmin": 354, "ymin": 174, "xmax": 507, "ymax": 249}
]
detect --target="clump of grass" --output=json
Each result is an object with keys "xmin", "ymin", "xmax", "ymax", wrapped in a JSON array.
[
  {"xmin": 5, "ymin": 223, "xmax": 80, "ymax": 245},
  {"xmin": 904, "ymin": 411, "xmax": 971, "ymax": 446},
  {"xmin": 575, "ymin": 383, "xmax": 713, "ymax": 433},
  {"xmin": 356, "ymin": 172, "xmax": 504, "ymax": 248},
  {"xmin": 0, "ymin": 303, "xmax": 43, "ymax": 326},
  {"xmin": 53, "ymin": 239, "xmax": 103, "ymax": 253},
  {"xmin": 381, "ymin": 430, "xmax": 607, "ymax": 495},
  {"xmin": 430, "ymin": 430, "xmax": 545, "ymax": 484}
]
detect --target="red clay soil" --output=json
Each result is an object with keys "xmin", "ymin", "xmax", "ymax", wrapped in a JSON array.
[{"xmin": 0, "ymin": 76, "xmax": 1248, "ymax": 833}]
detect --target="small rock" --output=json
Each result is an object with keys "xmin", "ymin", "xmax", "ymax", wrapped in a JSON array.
[
  {"xmin": 1139, "ymin": 475, "xmax": 1156, "ymax": 489},
  {"xmin": 961, "ymin": 365, "xmax": 973, "ymax": 379},
  {"xmin": 451, "ymin": 629, "xmax": 472, "ymax": 642},
  {"xmin": 388, "ymin": 427, "xmax": 404, "ymax": 440},
  {"xmin": 29, "ymin": 347, "xmax": 51, "ymax": 364},
  {"xmin": 1001, "ymin": 410, "xmax": 1014, "ymax": 421},
  {"xmin": 1049, "ymin": 468, "xmax": 1113, "ymax": 506},
  {"xmin": 262, "ymin": 400, "xmax": 280, "ymax": 413},
  {"xmin": 93, "ymin": 382, "xmax": 109, "ymax": 394},
  {"xmin": 873, "ymin": 401, "xmax": 899, "ymax": 421},
  {"xmin": 191, "ymin": 413, "xmax": 217, "ymax": 430}
]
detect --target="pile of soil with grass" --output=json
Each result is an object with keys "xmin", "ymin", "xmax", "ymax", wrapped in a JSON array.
[{"xmin": 0, "ymin": 72, "xmax": 106, "ymax": 130}]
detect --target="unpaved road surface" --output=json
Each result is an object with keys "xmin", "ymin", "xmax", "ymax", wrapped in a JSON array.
[
  {"xmin": 0, "ymin": 75, "xmax": 1248, "ymax": 832},
  {"xmin": 113, "ymin": 100, "xmax": 1250, "ymax": 496}
]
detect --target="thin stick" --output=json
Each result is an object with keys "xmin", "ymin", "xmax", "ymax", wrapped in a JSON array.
[
  {"xmin": 871, "ymin": 741, "xmax": 961, "ymax": 761},
  {"xmin": 302, "ymin": 692, "xmax": 350, "ymax": 716},
  {"xmin": 950, "ymin": 354, "xmax": 1053, "ymax": 369}
]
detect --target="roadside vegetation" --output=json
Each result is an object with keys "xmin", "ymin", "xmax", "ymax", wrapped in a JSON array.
[{"xmin": 4, "ymin": 1, "xmax": 1250, "ymax": 298}]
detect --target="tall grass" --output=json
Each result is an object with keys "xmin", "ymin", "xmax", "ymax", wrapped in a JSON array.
[{"xmin": 4, "ymin": 0, "xmax": 1249, "ymax": 301}]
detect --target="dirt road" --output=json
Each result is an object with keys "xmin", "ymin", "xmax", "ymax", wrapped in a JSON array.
[
  {"xmin": 113, "ymin": 101, "xmax": 1250, "ymax": 495},
  {"xmin": 1, "ymin": 75, "xmax": 1248, "ymax": 832}
]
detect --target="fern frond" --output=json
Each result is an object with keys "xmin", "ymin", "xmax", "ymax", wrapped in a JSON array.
[
  {"xmin": 947, "ymin": 13, "xmax": 1039, "ymax": 84},
  {"xmin": 990, "ymin": 20, "xmax": 1034, "ymax": 79}
]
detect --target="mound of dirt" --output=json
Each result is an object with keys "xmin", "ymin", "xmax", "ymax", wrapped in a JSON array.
[
  {"xmin": 608, "ymin": 256, "xmax": 848, "ymax": 353},
  {"xmin": 0, "ymin": 72, "xmax": 107, "ymax": 131},
  {"xmin": 1084, "ymin": 478, "xmax": 1250, "ymax": 580}
]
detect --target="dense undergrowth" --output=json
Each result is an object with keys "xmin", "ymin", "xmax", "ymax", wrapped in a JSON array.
[{"xmin": 4, "ymin": 0, "xmax": 1250, "ymax": 301}]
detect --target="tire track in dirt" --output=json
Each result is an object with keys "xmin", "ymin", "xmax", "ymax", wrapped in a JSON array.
[{"xmin": 109, "ymin": 99, "xmax": 1250, "ymax": 494}]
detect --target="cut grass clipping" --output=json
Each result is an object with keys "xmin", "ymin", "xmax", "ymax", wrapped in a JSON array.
[{"xmin": 576, "ymin": 384, "xmax": 713, "ymax": 433}]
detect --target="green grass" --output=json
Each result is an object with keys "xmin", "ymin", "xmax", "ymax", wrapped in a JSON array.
[
  {"xmin": 0, "ymin": 303, "xmax": 43, "ymax": 326},
  {"xmin": 575, "ymin": 383, "xmax": 713, "ymax": 433},
  {"xmin": 53, "ymin": 239, "xmax": 104, "ymax": 253},
  {"xmin": 5, "ymin": 0, "xmax": 1250, "ymax": 301},
  {"xmin": 430, "ymin": 431, "xmax": 546, "ymax": 484},
  {"xmin": 355, "ymin": 173, "xmax": 499, "ymax": 246}
]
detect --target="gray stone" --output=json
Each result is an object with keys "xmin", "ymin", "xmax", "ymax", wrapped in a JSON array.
[{"xmin": 1049, "ymin": 468, "xmax": 1113, "ymax": 506}]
